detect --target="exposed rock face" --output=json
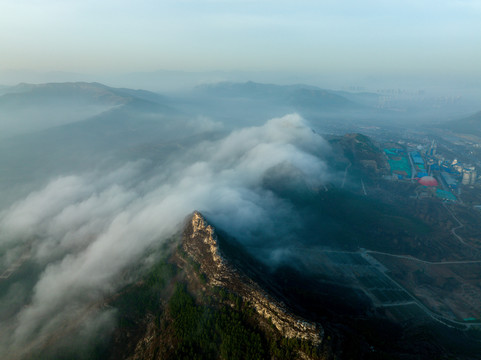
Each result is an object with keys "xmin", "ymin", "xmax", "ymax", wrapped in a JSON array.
[{"xmin": 183, "ymin": 211, "xmax": 323, "ymax": 345}]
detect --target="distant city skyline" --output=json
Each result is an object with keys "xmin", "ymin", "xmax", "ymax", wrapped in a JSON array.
[{"xmin": 1, "ymin": 0, "xmax": 480, "ymax": 88}]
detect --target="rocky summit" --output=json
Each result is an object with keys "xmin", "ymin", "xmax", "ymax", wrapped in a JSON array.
[
  {"xmin": 183, "ymin": 211, "xmax": 323, "ymax": 345},
  {"xmin": 103, "ymin": 211, "xmax": 328, "ymax": 360}
]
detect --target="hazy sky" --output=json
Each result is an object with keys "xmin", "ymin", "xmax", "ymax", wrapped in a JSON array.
[{"xmin": 1, "ymin": 0, "xmax": 480, "ymax": 78}]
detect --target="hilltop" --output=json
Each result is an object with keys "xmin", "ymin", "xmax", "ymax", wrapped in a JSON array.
[
  {"xmin": 1, "ymin": 82, "xmax": 168, "ymax": 107},
  {"xmin": 442, "ymin": 110, "xmax": 481, "ymax": 137},
  {"xmin": 0, "ymin": 82, "xmax": 171, "ymax": 138},
  {"xmin": 103, "ymin": 212, "xmax": 329, "ymax": 360}
]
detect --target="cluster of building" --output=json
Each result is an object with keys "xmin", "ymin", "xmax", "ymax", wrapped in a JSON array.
[
  {"xmin": 384, "ymin": 139, "xmax": 478, "ymax": 202},
  {"xmin": 423, "ymin": 141, "xmax": 478, "ymax": 189}
]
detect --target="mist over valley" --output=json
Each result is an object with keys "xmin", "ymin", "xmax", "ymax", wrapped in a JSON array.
[{"xmin": 0, "ymin": 78, "xmax": 481, "ymax": 359}]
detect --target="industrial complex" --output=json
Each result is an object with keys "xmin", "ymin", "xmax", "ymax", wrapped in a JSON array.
[{"xmin": 383, "ymin": 139, "xmax": 478, "ymax": 203}]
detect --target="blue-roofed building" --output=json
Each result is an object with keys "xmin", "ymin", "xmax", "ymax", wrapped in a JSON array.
[
  {"xmin": 410, "ymin": 152, "xmax": 424, "ymax": 165},
  {"xmin": 441, "ymin": 172, "xmax": 458, "ymax": 189},
  {"xmin": 436, "ymin": 189, "xmax": 456, "ymax": 201}
]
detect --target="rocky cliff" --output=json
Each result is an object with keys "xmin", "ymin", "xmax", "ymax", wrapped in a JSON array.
[
  {"xmin": 106, "ymin": 211, "xmax": 326, "ymax": 360},
  {"xmin": 182, "ymin": 211, "xmax": 323, "ymax": 345}
]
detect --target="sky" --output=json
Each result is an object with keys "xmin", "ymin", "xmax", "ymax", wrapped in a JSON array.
[{"xmin": 1, "ymin": 0, "xmax": 481, "ymax": 84}]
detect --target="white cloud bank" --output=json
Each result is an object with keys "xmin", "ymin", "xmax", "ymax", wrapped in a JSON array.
[{"xmin": 0, "ymin": 114, "xmax": 330, "ymax": 358}]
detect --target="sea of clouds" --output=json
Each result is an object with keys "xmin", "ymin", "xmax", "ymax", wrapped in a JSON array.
[{"xmin": 0, "ymin": 114, "xmax": 331, "ymax": 358}]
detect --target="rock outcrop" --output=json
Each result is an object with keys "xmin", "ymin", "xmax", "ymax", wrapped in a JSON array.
[{"xmin": 182, "ymin": 211, "xmax": 323, "ymax": 345}]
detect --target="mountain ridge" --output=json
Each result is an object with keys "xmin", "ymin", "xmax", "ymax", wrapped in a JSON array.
[
  {"xmin": 442, "ymin": 110, "xmax": 481, "ymax": 136},
  {"xmin": 182, "ymin": 211, "xmax": 323, "ymax": 345},
  {"xmin": 194, "ymin": 81, "xmax": 365, "ymax": 111},
  {"xmin": 108, "ymin": 211, "xmax": 327, "ymax": 360},
  {"xmin": 0, "ymin": 81, "xmax": 168, "ymax": 108}
]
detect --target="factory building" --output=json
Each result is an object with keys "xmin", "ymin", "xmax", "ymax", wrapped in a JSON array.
[
  {"xmin": 410, "ymin": 151, "xmax": 424, "ymax": 165},
  {"xmin": 410, "ymin": 151, "xmax": 427, "ymax": 177},
  {"xmin": 462, "ymin": 167, "xmax": 477, "ymax": 185},
  {"xmin": 440, "ymin": 172, "xmax": 458, "ymax": 189}
]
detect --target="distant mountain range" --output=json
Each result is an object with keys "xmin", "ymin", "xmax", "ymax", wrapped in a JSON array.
[
  {"xmin": 194, "ymin": 81, "xmax": 375, "ymax": 111},
  {"xmin": 0, "ymin": 82, "xmax": 172, "ymax": 138},
  {"xmin": 0, "ymin": 82, "xmax": 184, "ymax": 206},
  {"xmin": 1, "ymin": 82, "xmax": 129, "ymax": 107},
  {"xmin": 0, "ymin": 80, "xmax": 393, "ymax": 207},
  {"xmin": 0, "ymin": 81, "xmax": 173, "ymax": 111}
]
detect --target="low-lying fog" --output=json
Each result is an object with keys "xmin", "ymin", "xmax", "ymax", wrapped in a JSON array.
[{"xmin": 0, "ymin": 105, "xmax": 332, "ymax": 358}]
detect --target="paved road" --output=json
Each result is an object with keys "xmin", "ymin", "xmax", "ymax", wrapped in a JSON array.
[
  {"xmin": 442, "ymin": 202, "xmax": 479, "ymax": 251},
  {"xmin": 380, "ymin": 301, "xmax": 416, "ymax": 307},
  {"xmin": 365, "ymin": 250, "xmax": 481, "ymax": 265},
  {"xmin": 407, "ymin": 150, "xmax": 415, "ymax": 181},
  {"xmin": 341, "ymin": 162, "xmax": 351, "ymax": 189},
  {"xmin": 303, "ymin": 248, "xmax": 481, "ymax": 328},
  {"xmin": 361, "ymin": 251, "xmax": 481, "ymax": 329},
  {"xmin": 361, "ymin": 178, "xmax": 367, "ymax": 196}
]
